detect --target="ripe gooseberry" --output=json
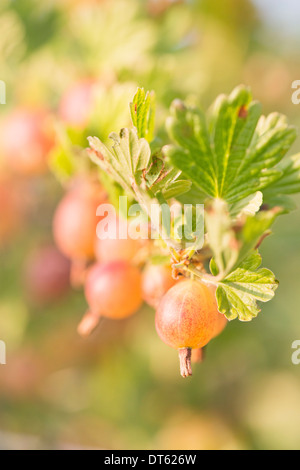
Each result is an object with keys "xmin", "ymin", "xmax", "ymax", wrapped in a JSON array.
[
  {"xmin": 59, "ymin": 79, "xmax": 96, "ymax": 129},
  {"xmin": 208, "ymin": 285, "xmax": 227, "ymax": 339},
  {"xmin": 95, "ymin": 217, "xmax": 142, "ymax": 264},
  {"xmin": 24, "ymin": 245, "xmax": 71, "ymax": 304},
  {"xmin": 212, "ymin": 310, "xmax": 227, "ymax": 339},
  {"xmin": 192, "ymin": 347, "xmax": 205, "ymax": 364},
  {"xmin": 155, "ymin": 279, "xmax": 223, "ymax": 377},
  {"xmin": 78, "ymin": 261, "xmax": 143, "ymax": 337},
  {"xmin": 192, "ymin": 287, "xmax": 227, "ymax": 364},
  {"xmin": 142, "ymin": 263, "xmax": 177, "ymax": 308},
  {"xmin": 0, "ymin": 178, "xmax": 24, "ymax": 246},
  {"xmin": 53, "ymin": 181, "xmax": 106, "ymax": 262},
  {"xmin": 0, "ymin": 108, "xmax": 54, "ymax": 176}
]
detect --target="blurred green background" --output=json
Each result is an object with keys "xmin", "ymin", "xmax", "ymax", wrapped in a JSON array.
[{"xmin": 0, "ymin": 0, "xmax": 300, "ymax": 450}]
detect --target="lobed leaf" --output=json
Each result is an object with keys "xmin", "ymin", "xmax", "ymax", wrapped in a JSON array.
[
  {"xmin": 88, "ymin": 128, "xmax": 151, "ymax": 195},
  {"xmin": 166, "ymin": 85, "xmax": 297, "ymax": 207},
  {"xmin": 216, "ymin": 252, "xmax": 278, "ymax": 321},
  {"xmin": 130, "ymin": 88, "xmax": 156, "ymax": 143},
  {"xmin": 206, "ymin": 199, "xmax": 281, "ymax": 277},
  {"xmin": 263, "ymin": 154, "xmax": 300, "ymax": 211}
]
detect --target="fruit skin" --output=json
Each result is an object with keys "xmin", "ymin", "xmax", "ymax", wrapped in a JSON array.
[
  {"xmin": 192, "ymin": 347, "xmax": 205, "ymax": 363},
  {"xmin": 208, "ymin": 285, "xmax": 227, "ymax": 339},
  {"xmin": 212, "ymin": 310, "xmax": 227, "ymax": 338},
  {"xmin": 142, "ymin": 264, "xmax": 177, "ymax": 308},
  {"xmin": 24, "ymin": 245, "xmax": 71, "ymax": 304},
  {"xmin": 0, "ymin": 108, "xmax": 54, "ymax": 175},
  {"xmin": 53, "ymin": 182, "xmax": 106, "ymax": 260},
  {"xmin": 84, "ymin": 261, "xmax": 143, "ymax": 320},
  {"xmin": 155, "ymin": 279, "xmax": 221, "ymax": 351},
  {"xmin": 59, "ymin": 79, "xmax": 96, "ymax": 128},
  {"xmin": 0, "ymin": 178, "xmax": 25, "ymax": 245},
  {"xmin": 95, "ymin": 217, "xmax": 141, "ymax": 264},
  {"xmin": 78, "ymin": 260, "xmax": 143, "ymax": 336}
]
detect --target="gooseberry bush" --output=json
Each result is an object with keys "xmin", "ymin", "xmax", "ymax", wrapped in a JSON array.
[{"xmin": 53, "ymin": 85, "xmax": 300, "ymax": 377}]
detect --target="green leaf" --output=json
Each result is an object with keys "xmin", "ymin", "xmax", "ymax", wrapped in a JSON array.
[
  {"xmin": 205, "ymin": 198, "xmax": 236, "ymax": 276},
  {"xmin": 206, "ymin": 198, "xmax": 281, "ymax": 277},
  {"xmin": 144, "ymin": 155, "xmax": 191, "ymax": 200},
  {"xmin": 263, "ymin": 154, "xmax": 300, "ymax": 211},
  {"xmin": 98, "ymin": 171, "xmax": 126, "ymax": 212},
  {"xmin": 173, "ymin": 204, "xmax": 204, "ymax": 251},
  {"xmin": 233, "ymin": 208, "xmax": 282, "ymax": 272},
  {"xmin": 130, "ymin": 88, "xmax": 156, "ymax": 143},
  {"xmin": 49, "ymin": 123, "xmax": 89, "ymax": 183},
  {"xmin": 216, "ymin": 285, "xmax": 260, "ymax": 321},
  {"xmin": 164, "ymin": 100, "xmax": 217, "ymax": 198},
  {"xmin": 165, "ymin": 85, "xmax": 297, "ymax": 206},
  {"xmin": 162, "ymin": 180, "xmax": 192, "ymax": 200},
  {"xmin": 110, "ymin": 128, "xmax": 151, "ymax": 179},
  {"xmin": 210, "ymin": 86, "xmax": 253, "ymax": 195},
  {"xmin": 209, "ymin": 257, "xmax": 219, "ymax": 276},
  {"xmin": 229, "ymin": 191, "xmax": 263, "ymax": 218},
  {"xmin": 177, "ymin": 183, "xmax": 207, "ymax": 205},
  {"xmin": 144, "ymin": 156, "xmax": 166, "ymax": 188},
  {"xmin": 216, "ymin": 252, "xmax": 278, "ymax": 321},
  {"xmin": 48, "ymin": 146, "xmax": 75, "ymax": 183},
  {"xmin": 88, "ymin": 128, "xmax": 151, "ymax": 196},
  {"xmin": 263, "ymin": 195, "xmax": 297, "ymax": 213}
]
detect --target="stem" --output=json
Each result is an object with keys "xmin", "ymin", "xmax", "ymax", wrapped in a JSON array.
[
  {"xmin": 77, "ymin": 310, "xmax": 100, "ymax": 337},
  {"xmin": 131, "ymin": 179, "xmax": 179, "ymax": 252},
  {"xmin": 178, "ymin": 348, "xmax": 192, "ymax": 378},
  {"xmin": 185, "ymin": 264, "xmax": 219, "ymax": 285}
]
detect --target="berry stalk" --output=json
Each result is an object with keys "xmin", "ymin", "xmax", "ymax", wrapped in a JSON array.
[{"xmin": 178, "ymin": 348, "xmax": 192, "ymax": 378}]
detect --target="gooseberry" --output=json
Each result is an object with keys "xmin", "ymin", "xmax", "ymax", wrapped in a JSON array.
[
  {"xmin": 0, "ymin": 178, "xmax": 24, "ymax": 245},
  {"xmin": 95, "ymin": 217, "xmax": 142, "ymax": 264},
  {"xmin": 142, "ymin": 263, "xmax": 177, "ymax": 308},
  {"xmin": 212, "ymin": 310, "xmax": 227, "ymax": 339},
  {"xmin": 0, "ymin": 108, "xmax": 54, "ymax": 175},
  {"xmin": 24, "ymin": 245, "xmax": 71, "ymax": 304},
  {"xmin": 59, "ymin": 79, "xmax": 96, "ymax": 129},
  {"xmin": 78, "ymin": 260, "xmax": 143, "ymax": 336},
  {"xmin": 155, "ymin": 279, "xmax": 223, "ymax": 377},
  {"xmin": 53, "ymin": 181, "xmax": 106, "ymax": 261}
]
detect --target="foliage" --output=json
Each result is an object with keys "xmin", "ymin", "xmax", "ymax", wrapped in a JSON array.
[{"xmin": 87, "ymin": 86, "xmax": 300, "ymax": 321}]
